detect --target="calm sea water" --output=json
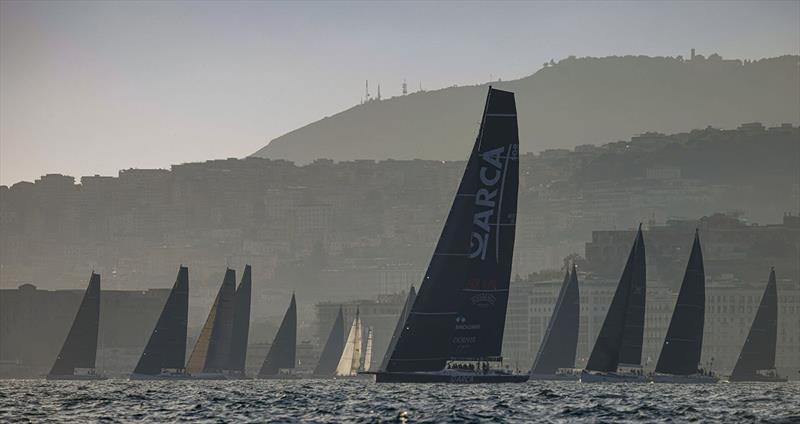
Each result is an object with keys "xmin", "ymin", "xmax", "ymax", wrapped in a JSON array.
[{"xmin": 1, "ymin": 379, "xmax": 798, "ymax": 423}]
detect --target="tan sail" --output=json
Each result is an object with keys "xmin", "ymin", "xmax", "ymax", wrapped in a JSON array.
[
  {"xmin": 335, "ymin": 310, "xmax": 362, "ymax": 376},
  {"xmin": 186, "ymin": 295, "xmax": 220, "ymax": 374}
]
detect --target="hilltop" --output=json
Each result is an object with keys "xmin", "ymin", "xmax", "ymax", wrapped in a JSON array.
[{"xmin": 253, "ymin": 54, "xmax": 800, "ymax": 162}]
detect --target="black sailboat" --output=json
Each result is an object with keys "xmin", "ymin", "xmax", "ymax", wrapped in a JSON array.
[
  {"xmin": 186, "ymin": 268, "xmax": 236, "ymax": 379},
  {"xmin": 47, "ymin": 272, "xmax": 104, "ymax": 380},
  {"xmin": 227, "ymin": 264, "xmax": 252, "ymax": 377},
  {"xmin": 729, "ymin": 268, "xmax": 786, "ymax": 382},
  {"xmin": 313, "ymin": 306, "xmax": 346, "ymax": 377},
  {"xmin": 258, "ymin": 294, "xmax": 297, "ymax": 378},
  {"xmin": 376, "ymin": 87, "xmax": 525, "ymax": 383},
  {"xmin": 582, "ymin": 226, "xmax": 646, "ymax": 382},
  {"xmin": 530, "ymin": 265, "xmax": 580, "ymax": 380},
  {"xmin": 652, "ymin": 230, "xmax": 717, "ymax": 383},
  {"xmin": 378, "ymin": 287, "xmax": 417, "ymax": 372},
  {"xmin": 131, "ymin": 266, "xmax": 190, "ymax": 379}
]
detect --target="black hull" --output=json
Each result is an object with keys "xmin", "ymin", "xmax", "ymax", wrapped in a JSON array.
[{"xmin": 375, "ymin": 371, "xmax": 529, "ymax": 384}]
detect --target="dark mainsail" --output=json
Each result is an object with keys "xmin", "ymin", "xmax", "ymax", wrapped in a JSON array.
[
  {"xmin": 531, "ymin": 265, "xmax": 580, "ymax": 375},
  {"xmin": 730, "ymin": 268, "xmax": 779, "ymax": 380},
  {"xmin": 585, "ymin": 226, "xmax": 645, "ymax": 372},
  {"xmin": 258, "ymin": 294, "xmax": 297, "ymax": 376},
  {"xmin": 186, "ymin": 268, "xmax": 236, "ymax": 374},
  {"xmin": 620, "ymin": 228, "xmax": 646, "ymax": 367},
  {"xmin": 314, "ymin": 306, "xmax": 345, "ymax": 376},
  {"xmin": 655, "ymin": 230, "xmax": 706, "ymax": 375},
  {"xmin": 385, "ymin": 87, "xmax": 519, "ymax": 372},
  {"xmin": 133, "ymin": 266, "xmax": 189, "ymax": 375},
  {"xmin": 379, "ymin": 287, "xmax": 417, "ymax": 372},
  {"xmin": 49, "ymin": 272, "xmax": 101, "ymax": 376},
  {"xmin": 228, "ymin": 265, "xmax": 252, "ymax": 373}
]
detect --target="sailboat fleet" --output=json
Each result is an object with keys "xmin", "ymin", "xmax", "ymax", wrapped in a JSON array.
[{"xmin": 45, "ymin": 88, "xmax": 789, "ymax": 384}]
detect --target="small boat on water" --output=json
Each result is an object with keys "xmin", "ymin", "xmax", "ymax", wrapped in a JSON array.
[
  {"xmin": 375, "ymin": 87, "xmax": 527, "ymax": 384},
  {"xmin": 47, "ymin": 272, "xmax": 106, "ymax": 380},
  {"xmin": 529, "ymin": 265, "xmax": 580, "ymax": 381},
  {"xmin": 651, "ymin": 230, "xmax": 718, "ymax": 384},
  {"xmin": 728, "ymin": 268, "xmax": 787, "ymax": 383},
  {"xmin": 185, "ymin": 268, "xmax": 237, "ymax": 380},
  {"xmin": 130, "ymin": 266, "xmax": 192, "ymax": 380},
  {"xmin": 581, "ymin": 226, "xmax": 647, "ymax": 383},
  {"xmin": 334, "ymin": 309, "xmax": 374, "ymax": 380},
  {"xmin": 257, "ymin": 294, "xmax": 299, "ymax": 379}
]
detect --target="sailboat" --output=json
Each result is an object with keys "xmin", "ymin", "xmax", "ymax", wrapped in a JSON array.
[
  {"xmin": 186, "ymin": 268, "xmax": 236, "ymax": 379},
  {"xmin": 530, "ymin": 264, "xmax": 580, "ymax": 381},
  {"xmin": 47, "ymin": 272, "xmax": 105, "ymax": 380},
  {"xmin": 651, "ymin": 230, "xmax": 717, "ymax": 383},
  {"xmin": 376, "ymin": 87, "xmax": 526, "ymax": 383},
  {"xmin": 257, "ymin": 294, "xmax": 298, "ymax": 379},
  {"xmin": 728, "ymin": 268, "xmax": 787, "ymax": 382},
  {"xmin": 313, "ymin": 306, "xmax": 346, "ymax": 377},
  {"xmin": 130, "ymin": 266, "xmax": 192, "ymax": 380},
  {"xmin": 581, "ymin": 225, "xmax": 647, "ymax": 383},
  {"xmin": 378, "ymin": 287, "xmax": 416, "ymax": 373},
  {"xmin": 227, "ymin": 264, "xmax": 252, "ymax": 378},
  {"xmin": 335, "ymin": 309, "xmax": 363, "ymax": 378}
]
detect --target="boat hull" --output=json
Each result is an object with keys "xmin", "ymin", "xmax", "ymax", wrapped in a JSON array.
[
  {"xmin": 129, "ymin": 372, "xmax": 194, "ymax": 380},
  {"xmin": 529, "ymin": 373, "xmax": 580, "ymax": 381},
  {"xmin": 46, "ymin": 374, "xmax": 107, "ymax": 381},
  {"xmin": 375, "ymin": 371, "xmax": 529, "ymax": 384},
  {"xmin": 256, "ymin": 374, "xmax": 302, "ymax": 380},
  {"xmin": 650, "ymin": 373, "xmax": 719, "ymax": 384},
  {"xmin": 727, "ymin": 375, "xmax": 788, "ymax": 383},
  {"xmin": 580, "ymin": 370, "xmax": 646, "ymax": 383}
]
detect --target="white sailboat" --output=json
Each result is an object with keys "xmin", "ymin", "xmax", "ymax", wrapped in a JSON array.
[{"xmin": 335, "ymin": 310, "xmax": 363, "ymax": 377}]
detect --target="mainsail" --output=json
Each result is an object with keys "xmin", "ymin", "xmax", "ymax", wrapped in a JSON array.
[
  {"xmin": 620, "ymin": 228, "xmax": 646, "ymax": 367},
  {"xmin": 258, "ymin": 294, "xmax": 297, "ymax": 376},
  {"xmin": 186, "ymin": 268, "xmax": 236, "ymax": 374},
  {"xmin": 379, "ymin": 287, "xmax": 416, "ymax": 371},
  {"xmin": 228, "ymin": 264, "xmax": 252, "ymax": 373},
  {"xmin": 385, "ymin": 87, "xmax": 519, "ymax": 372},
  {"xmin": 730, "ymin": 268, "xmax": 779, "ymax": 380},
  {"xmin": 49, "ymin": 272, "xmax": 101, "ymax": 376},
  {"xmin": 655, "ymin": 230, "xmax": 706, "ymax": 375},
  {"xmin": 531, "ymin": 265, "xmax": 580, "ymax": 375},
  {"xmin": 133, "ymin": 266, "xmax": 189, "ymax": 375},
  {"xmin": 585, "ymin": 226, "xmax": 646, "ymax": 372},
  {"xmin": 363, "ymin": 327, "xmax": 373, "ymax": 372},
  {"xmin": 313, "ymin": 306, "xmax": 345, "ymax": 376},
  {"xmin": 336, "ymin": 310, "xmax": 363, "ymax": 376}
]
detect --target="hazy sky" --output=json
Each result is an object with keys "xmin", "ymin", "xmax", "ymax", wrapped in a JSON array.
[{"xmin": 1, "ymin": 1, "xmax": 798, "ymax": 185}]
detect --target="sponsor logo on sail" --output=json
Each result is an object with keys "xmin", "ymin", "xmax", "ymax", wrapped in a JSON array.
[{"xmin": 469, "ymin": 146, "xmax": 506, "ymax": 261}]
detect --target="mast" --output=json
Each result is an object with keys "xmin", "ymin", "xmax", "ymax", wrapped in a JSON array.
[
  {"xmin": 531, "ymin": 264, "xmax": 580, "ymax": 375},
  {"xmin": 228, "ymin": 265, "xmax": 252, "ymax": 373},
  {"xmin": 258, "ymin": 294, "xmax": 297, "ymax": 376},
  {"xmin": 730, "ymin": 268, "xmax": 779, "ymax": 380},
  {"xmin": 655, "ymin": 230, "xmax": 706, "ymax": 375},
  {"xmin": 186, "ymin": 268, "xmax": 236, "ymax": 374},
  {"xmin": 49, "ymin": 272, "xmax": 101, "ymax": 376},
  {"xmin": 133, "ymin": 266, "xmax": 189, "ymax": 375},
  {"xmin": 379, "ymin": 287, "xmax": 416, "ymax": 371},
  {"xmin": 385, "ymin": 87, "xmax": 519, "ymax": 372},
  {"xmin": 363, "ymin": 327, "xmax": 373, "ymax": 372},
  {"xmin": 314, "ymin": 306, "xmax": 346, "ymax": 376},
  {"xmin": 585, "ymin": 226, "xmax": 645, "ymax": 372}
]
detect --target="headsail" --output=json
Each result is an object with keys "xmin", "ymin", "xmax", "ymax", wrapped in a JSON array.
[
  {"xmin": 49, "ymin": 272, "xmax": 101, "ymax": 376},
  {"xmin": 363, "ymin": 327, "xmax": 373, "ymax": 372},
  {"xmin": 730, "ymin": 268, "xmax": 779, "ymax": 379},
  {"xmin": 655, "ymin": 230, "xmax": 706, "ymax": 375},
  {"xmin": 133, "ymin": 266, "xmax": 189, "ymax": 375},
  {"xmin": 531, "ymin": 265, "xmax": 580, "ymax": 375},
  {"xmin": 258, "ymin": 294, "xmax": 297, "ymax": 376},
  {"xmin": 186, "ymin": 268, "xmax": 236, "ymax": 374},
  {"xmin": 314, "ymin": 306, "xmax": 345, "ymax": 376},
  {"xmin": 379, "ymin": 287, "xmax": 416, "ymax": 372},
  {"xmin": 336, "ymin": 310, "xmax": 363, "ymax": 376},
  {"xmin": 385, "ymin": 87, "xmax": 519, "ymax": 372},
  {"xmin": 585, "ymin": 226, "xmax": 645, "ymax": 372},
  {"xmin": 228, "ymin": 264, "xmax": 252, "ymax": 373}
]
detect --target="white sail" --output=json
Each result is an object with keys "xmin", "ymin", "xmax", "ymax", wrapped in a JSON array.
[
  {"xmin": 362, "ymin": 327, "xmax": 373, "ymax": 372},
  {"xmin": 335, "ymin": 313, "xmax": 361, "ymax": 376}
]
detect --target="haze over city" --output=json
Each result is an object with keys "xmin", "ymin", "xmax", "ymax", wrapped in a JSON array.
[{"xmin": 1, "ymin": 0, "xmax": 799, "ymax": 184}]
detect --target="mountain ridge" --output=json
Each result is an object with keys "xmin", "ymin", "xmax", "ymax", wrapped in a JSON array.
[{"xmin": 252, "ymin": 54, "xmax": 800, "ymax": 163}]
